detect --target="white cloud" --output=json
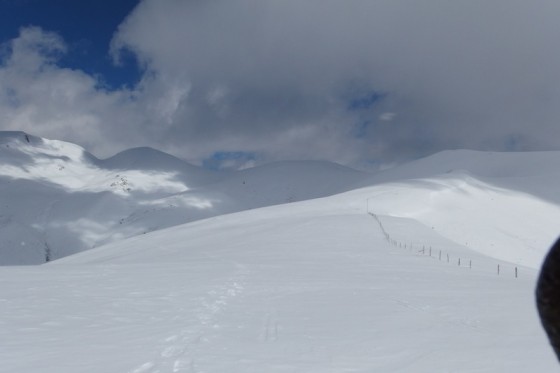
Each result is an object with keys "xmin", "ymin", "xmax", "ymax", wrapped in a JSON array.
[
  {"xmin": 3, "ymin": 1, "xmax": 560, "ymax": 169},
  {"xmin": 379, "ymin": 113, "xmax": 396, "ymax": 122},
  {"xmin": 0, "ymin": 27, "xmax": 146, "ymax": 156},
  {"xmin": 110, "ymin": 0, "xmax": 560, "ymax": 163},
  {"xmin": 6, "ymin": 27, "xmax": 66, "ymax": 71}
]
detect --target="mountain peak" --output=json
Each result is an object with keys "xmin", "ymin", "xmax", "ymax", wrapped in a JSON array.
[{"xmin": 0, "ymin": 131, "xmax": 41, "ymax": 146}]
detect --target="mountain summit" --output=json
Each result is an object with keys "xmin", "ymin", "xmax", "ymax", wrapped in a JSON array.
[{"xmin": 0, "ymin": 132, "xmax": 368, "ymax": 264}]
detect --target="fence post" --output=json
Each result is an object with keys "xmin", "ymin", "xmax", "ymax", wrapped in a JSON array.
[
  {"xmin": 439, "ymin": 250, "xmax": 441, "ymax": 260},
  {"xmin": 447, "ymin": 254, "xmax": 449, "ymax": 263},
  {"xmin": 458, "ymin": 258, "xmax": 461, "ymax": 266},
  {"xmin": 515, "ymin": 267, "xmax": 518, "ymax": 278},
  {"xmin": 469, "ymin": 260, "xmax": 472, "ymax": 269},
  {"xmin": 497, "ymin": 264, "xmax": 500, "ymax": 275}
]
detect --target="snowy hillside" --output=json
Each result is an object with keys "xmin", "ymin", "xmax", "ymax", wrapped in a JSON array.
[
  {"xmin": 0, "ymin": 132, "xmax": 368, "ymax": 264},
  {"xmin": 357, "ymin": 149, "xmax": 560, "ymax": 268},
  {"xmin": 1, "ymin": 182, "xmax": 557, "ymax": 372},
  {"xmin": 1, "ymin": 133, "xmax": 560, "ymax": 371},
  {"xmin": 367, "ymin": 149, "xmax": 560, "ymax": 205},
  {"xmin": 363, "ymin": 174, "xmax": 560, "ymax": 269},
  {"xmin": 2, "ymin": 131, "xmax": 560, "ymax": 268}
]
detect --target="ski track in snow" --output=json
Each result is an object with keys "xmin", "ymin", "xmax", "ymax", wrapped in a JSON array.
[{"xmin": 130, "ymin": 264, "xmax": 249, "ymax": 373}]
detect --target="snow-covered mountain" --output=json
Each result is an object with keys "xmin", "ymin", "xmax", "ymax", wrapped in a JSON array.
[
  {"xmin": 360, "ymin": 150, "xmax": 560, "ymax": 268},
  {"xmin": 366, "ymin": 149, "xmax": 560, "ymax": 205},
  {"xmin": 6, "ymin": 170, "xmax": 560, "ymax": 372},
  {"xmin": 0, "ymin": 131, "xmax": 369, "ymax": 264},
  {"xmin": 2, "ymin": 132, "xmax": 560, "ymax": 371},
  {"xmin": 2, "ymin": 131, "xmax": 560, "ymax": 268}
]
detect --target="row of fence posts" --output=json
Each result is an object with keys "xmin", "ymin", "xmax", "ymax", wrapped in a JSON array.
[{"xmin": 368, "ymin": 211, "xmax": 519, "ymax": 278}]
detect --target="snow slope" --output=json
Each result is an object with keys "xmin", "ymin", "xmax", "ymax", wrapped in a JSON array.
[
  {"xmin": 367, "ymin": 149, "xmax": 560, "ymax": 205},
  {"xmin": 2, "ymin": 132, "xmax": 559, "ymax": 267},
  {"xmin": 1, "ymin": 134, "xmax": 560, "ymax": 371},
  {"xmin": 365, "ymin": 175, "xmax": 560, "ymax": 268},
  {"xmin": 358, "ymin": 149, "xmax": 560, "ymax": 268},
  {"xmin": 0, "ymin": 185, "xmax": 556, "ymax": 372},
  {"xmin": 0, "ymin": 132, "xmax": 368, "ymax": 264}
]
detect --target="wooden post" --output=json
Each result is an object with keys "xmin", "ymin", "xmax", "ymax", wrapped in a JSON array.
[
  {"xmin": 458, "ymin": 258, "xmax": 461, "ymax": 266},
  {"xmin": 515, "ymin": 267, "xmax": 518, "ymax": 278},
  {"xmin": 447, "ymin": 254, "xmax": 449, "ymax": 263},
  {"xmin": 439, "ymin": 250, "xmax": 441, "ymax": 260},
  {"xmin": 497, "ymin": 264, "xmax": 500, "ymax": 275},
  {"xmin": 469, "ymin": 260, "xmax": 472, "ymax": 269}
]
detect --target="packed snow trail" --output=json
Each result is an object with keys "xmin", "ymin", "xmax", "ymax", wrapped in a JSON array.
[
  {"xmin": 128, "ymin": 263, "xmax": 249, "ymax": 373},
  {"xmin": 1, "ymin": 196, "xmax": 556, "ymax": 372}
]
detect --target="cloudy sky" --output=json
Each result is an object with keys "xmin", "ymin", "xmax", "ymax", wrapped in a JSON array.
[{"xmin": 1, "ymin": 0, "xmax": 559, "ymax": 170}]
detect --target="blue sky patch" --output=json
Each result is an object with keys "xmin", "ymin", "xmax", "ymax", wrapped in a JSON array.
[
  {"xmin": 0, "ymin": 0, "xmax": 141, "ymax": 89},
  {"xmin": 347, "ymin": 91, "xmax": 386, "ymax": 111},
  {"xmin": 203, "ymin": 151, "xmax": 257, "ymax": 170},
  {"xmin": 353, "ymin": 120, "xmax": 371, "ymax": 138}
]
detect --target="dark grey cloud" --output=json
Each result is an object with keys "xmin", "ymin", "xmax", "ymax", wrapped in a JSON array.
[{"xmin": 2, "ymin": 1, "xmax": 560, "ymax": 169}]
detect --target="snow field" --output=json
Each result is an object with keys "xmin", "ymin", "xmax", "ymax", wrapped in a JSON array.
[
  {"xmin": 0, "ymin": 193, "xmax": 554, "ymax": 372},
  {"xmin": 1, "ymin": 132, "xmax": 560, "ymax": 371}
]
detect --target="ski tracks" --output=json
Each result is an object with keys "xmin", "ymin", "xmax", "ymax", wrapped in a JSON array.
[{"xmin": 129, "ymin": 263, "xmax": 249, "ymax": 373}]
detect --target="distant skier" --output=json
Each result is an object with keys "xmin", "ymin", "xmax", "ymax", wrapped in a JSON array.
[{"xmin": 536, "ymin": 237, "xmax": 560, "ymax": 361}]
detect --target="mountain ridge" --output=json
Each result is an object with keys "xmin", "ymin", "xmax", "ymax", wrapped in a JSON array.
[{"xmin": 0, "ymin": 132, "xmax": 370, "ymax": 264}]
